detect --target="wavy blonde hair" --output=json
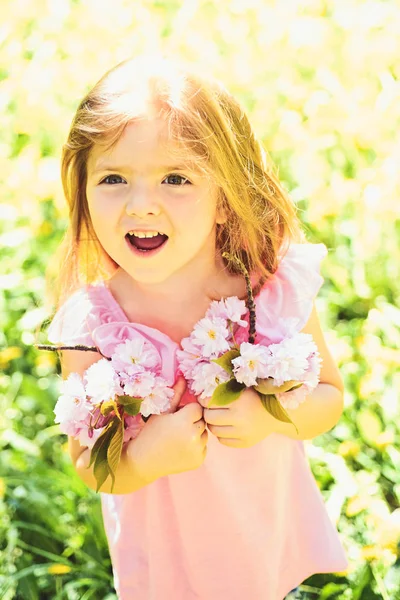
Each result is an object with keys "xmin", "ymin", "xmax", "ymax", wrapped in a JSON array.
[{"xmin": 46, "ymin": 54, "xmax": 304, "ymax": 311}]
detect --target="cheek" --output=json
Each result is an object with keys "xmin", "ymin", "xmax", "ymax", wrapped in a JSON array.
[
  {"xmin": 87, "ymin": 195, "xmax": 118, "ymax": 231},
  {"xmin": 174, "ymin": 195, "xmax": 218, "ymax": 236}
]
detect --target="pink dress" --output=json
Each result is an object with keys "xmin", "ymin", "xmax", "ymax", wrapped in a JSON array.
[{"xmin": 47, "ymin": 243, "xmax": 348, "ymax": 600}]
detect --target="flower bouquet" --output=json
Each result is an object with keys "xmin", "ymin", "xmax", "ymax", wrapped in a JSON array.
[
  {"xmin": 177, "ymin": 254, "xmax": 322, "ymax": 433},
  {"xmin": 37, "ymin": 337, "xmax": 175, "ymax": 492}
]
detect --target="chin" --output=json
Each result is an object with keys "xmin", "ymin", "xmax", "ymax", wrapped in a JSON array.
[{"xmin": 125, "ymin": 267, "xmax": 176, "ymax": 286}]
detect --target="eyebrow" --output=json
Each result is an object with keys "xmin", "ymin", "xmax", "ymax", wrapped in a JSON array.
[{"xmin": 90, "ymin": 162, "xmax": 198, "ymax": 176}]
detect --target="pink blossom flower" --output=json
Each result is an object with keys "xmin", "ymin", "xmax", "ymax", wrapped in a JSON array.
[
  {"xmin": 123, "ymin": 415, "xmax": 145, "ymax": 443},
  {"xmin": 84, "ymin": 359, "xmax": 123, "ymax": 402},
  {"xmin": 191, "ymin": 317, "xmax": 230, "ymax": 358},
  {"xmin": 224, "ymin": 297, "xmax": 248, "ymax": 327},
  {"xmin": 206, "ymin": 297, "xmax": 248, "ymax": 327},
  {"xmin": 262, "ymin": 334, "xmax": 317, "ymax": 386},
  {"xmin": 303, "ymin": 352, "xmax": 322, "ymax": 387},
  {"xmin": 111, "ymin": 338, "xmax": 160, "ymax": 374},
  {"xmin": 190, "ymin": 361, "xmax": 230, "ymax": 400},
  {"xmin": 176, "ymin": 337, "xmax": 203, "ymax": 378},
  {"xmin": 140, "ymin": 376, "xmax": 174, "ymax": 417},
  {"xmin": 77, "ymin": 424, "xmax": 107, "ymax": 449},
  {"xmin": 57, "ymin": 418, "xmax": 83, "ymax": 438},
  {"xmin": 231, "ymin": 342, "xmax": 271, "ymax": 387},
  {"xmin": 205, "ymin": 299, "xmax": 227, "ymax": 320},
  {"xmin": 119, "ymin": 369, "xmax": 156, "ymax": 398}
]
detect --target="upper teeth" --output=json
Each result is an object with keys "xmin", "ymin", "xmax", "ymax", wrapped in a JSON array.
[{"xmin": 128, "ymin": 231, "xmax": 162, "ymax": 238}]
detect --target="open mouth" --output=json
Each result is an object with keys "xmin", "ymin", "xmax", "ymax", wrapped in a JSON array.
[{"xmin": 125, "ymin": 232, "xmax": 169, "ymax": 253}]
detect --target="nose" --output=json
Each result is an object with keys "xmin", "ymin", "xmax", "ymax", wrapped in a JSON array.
[{"xmin": 125, "ymin": 181, "xmax": 161, "ymax": 218}]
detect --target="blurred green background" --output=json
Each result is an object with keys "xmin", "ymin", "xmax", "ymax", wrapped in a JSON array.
[{"xmin": 1, "ymin": 1, "xmax": 400, "ymax": 598}]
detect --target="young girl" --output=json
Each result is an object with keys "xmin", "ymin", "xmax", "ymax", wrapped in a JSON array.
[{"xmin": 46, "ymin": 54, "xmax": 348, "ymax": 600}]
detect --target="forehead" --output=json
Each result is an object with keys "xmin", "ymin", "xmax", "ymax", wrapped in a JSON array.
[{"xmin": 88, "ymin": 118, "xmax": 198, "ymax": 174}]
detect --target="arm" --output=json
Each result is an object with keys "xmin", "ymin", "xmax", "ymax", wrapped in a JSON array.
[
  {"xmin": 60, "ymin": 349, "xmax": 207, "ymax": 494},
  {"xmin": 202, "ymin": 303, "xmax": 345, "ymax": 445},
  {"xmin": 270, "ymin": 303, "xmax": 344, "ymax": 440},
  {"xmin": 61, "ymin": 349, "xmax": 153, "ymax": 495}
]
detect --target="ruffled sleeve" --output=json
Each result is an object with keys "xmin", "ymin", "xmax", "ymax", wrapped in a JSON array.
[
  {"xmin": 46, "ymin": 287, "xmax": 96, "ymax": 346},
  {"xmin": 254, "ymin": 243, "xmax": 328, "ymax": 343},
  {"xmin": 46, "ymin": 283, "xmax": 122, "ymax": 346}
]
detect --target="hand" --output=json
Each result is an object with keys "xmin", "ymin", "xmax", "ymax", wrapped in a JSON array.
[
  {"xmin": 199, "ymin": 387, "xmax": 278, "ymax": 448},
  {"xmin": 127, "ymin": 377, "xmax": 208, "ymax": 482}
]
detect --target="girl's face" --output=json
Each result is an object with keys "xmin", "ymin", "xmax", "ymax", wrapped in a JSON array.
[{"xmin": 86, "ymin": 118, "xmax": 225, "ymax": 286}]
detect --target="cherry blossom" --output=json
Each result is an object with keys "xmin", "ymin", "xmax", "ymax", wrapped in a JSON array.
[
  {"xmin": 84, "ymin": 359, "xmax": 123, "ymax": 402},
  {"xmin": 191, "ymin": 317, "xmax": 230, "ymax": 358},
  {"xmin": 231, "ymin": 342, "xmax": 271, "ymax": 387},
  {"xmin": 139, "ymin": 376, "xmax": 174, "ymax": 417},
  {"xmin": 111, "ymin": 338, "xmax": 160, "ymax": 374},
  {"xmin": 190, "ymin": 361, "xmax": 231, "ymax": 400}
]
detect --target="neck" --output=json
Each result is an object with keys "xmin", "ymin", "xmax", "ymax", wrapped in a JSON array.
[{"xmin": 113, "ymin": 247, "xmax": 237, "ymax": 312}]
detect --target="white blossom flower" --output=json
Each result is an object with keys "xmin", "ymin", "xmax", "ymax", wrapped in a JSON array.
[
  {"xmin": 231, "ymin": 342, "xmax": 271, "ymax": 387},
  {"xmin": 303, "ymin": 352, "xmax": 322, "ymax": 387},
  {"xmin": 54, "ymin": 373, "xmax": 92, "ymax": 427},
  {"xmin": 224, "ymin": 296, "xmax": 248, "ymax": 327},
  {"xmin": 60, "ymin": 371, "xmax": 87, "ymax": 402},
  {"xmin": 176, "ymin": 337, "xmax": 203, "ymax": 378},
  {"xmin": 191, "ymin": 361, "xmax": 231, "ymax": 400},
  {"xmin": 123, "ymin": 415, "xmax": 145, "ymax": 443},
  {"xmin": 206, "ymin": 299, "xmax": 227, "ymax": 320},
  {"xmin": 77, "ymin": 425, "xmax": 107, "ymax": 449},
  {"xmin": 263, "ymin": 334, "xmax": 317, "ymax": 386},
  {"xmin": 111, "ymin": 338, "xmax": 160, "ymax": 374},
  {"xmin": 206, "ymin": 297, "xmax": 248, "ymax": 327},
  {"xmin": 277, "ymin": 385, "xmax": 308, "ymax": 410},
  {"xmin": 84, "ymin": 359, "xmax": 123, "ymax": 402},
  {"xmin": 191, "ymin": 317, "xmax": 230, "ymax": 358},
  {"xmin": 140, "ymin": 376, "xmax": 174, "ymax": 417}
]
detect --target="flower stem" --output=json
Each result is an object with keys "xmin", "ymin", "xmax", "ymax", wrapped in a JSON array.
[
  {"xmin": 229, "ymin": 322, "xmax": 239, "ymax": 350},
  {"xmin": 34, "ymin": 343, "xmax": 111, "ymax": 360},
  {"xmin": 222, "ymin": 252, "xmax": 256, "ymax": 344}
]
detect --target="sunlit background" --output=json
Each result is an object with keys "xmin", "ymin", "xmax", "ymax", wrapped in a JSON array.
[{"xmin": 1, "ymin": 1, "xmax": 400, "ymax": 598}]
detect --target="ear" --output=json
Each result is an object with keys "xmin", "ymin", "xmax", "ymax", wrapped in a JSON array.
[
  {"xmin": 216, "ymin": 206, "xmax": 227, "ymax": 225},
  {"xmin": 216, "ymin": 192, "xmax": 228, "ymax": 225}
]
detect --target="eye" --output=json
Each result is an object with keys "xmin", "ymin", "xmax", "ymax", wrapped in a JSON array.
[
  {"xmin": 100, "ymin": 174, "xmax": 126, "ymax": 185},
  {"xmin": 162, "ymin": 174, "xmax": 191, "ymax": 186}
]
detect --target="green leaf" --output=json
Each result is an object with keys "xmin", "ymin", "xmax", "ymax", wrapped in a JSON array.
[
  {"xmin": 88, "ymin": 420, "xmax": 114, "ymax": 469},
  {"xmin": 117, "ymin": 394, "xmax": 143, "ymax": 406},
  {"xmin": 93, "ymin": 444, "xmax": 110, "ymax": 493},
  {"xmin": 255, "ymin": 378, "xmax": 303, "ymax": 395},
  {"xmin": 100, "ymin": 400, "xmax": 116, "ymax": 416},
  {"xmin": 107, "ymin": 420, "xmax": 124, "ymax": 493},
  {"xmin": 259, "ymin": 394, "xmax": 299, "ymax": 434},
  {"xmin": 209, "ymin": 378, "xmax": 246, "ymax": 407},
  {"xmin": 121, "ymin": 399, "xmax": 142, "ymax": 416},
  {"xmin": 93, "ymin": 419, "xmax": 119, "ymax": 492},
  {"xmin": 211, "ymin": 348, "xmax": 241, "ymax": 375},
  {"xmin": 285, "ymin": 383, "xmax": 303, "ymax": 392}
]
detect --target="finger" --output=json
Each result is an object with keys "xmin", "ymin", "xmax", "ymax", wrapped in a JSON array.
[
  {"xmin": 203, "ymin": 408, "xmax": 232, "ymax": 427},
  {"xmin": 208, "ymin": 424, "xmax": 238, "ymax": 439},
  {"xmin": 197, "ymin": 395, "xmax": 214, "ymax": 409},
  {"xmin": 179, "ymin": 401, "xmax": 203, "ymax": 423},
  {"xmin": 200, "ymin": 429, "xmax": 208, "ymax": 445},
  {"xmin": 193, "ymin": 419, "xmax": 206, "ymax": 436},
  {"xmin": 217, "ymin": 437, "xmax": 244, "ymax": 448},
  {"xmin": 167, "ymin": 376, "xmax": 187, "ymax": 413}
]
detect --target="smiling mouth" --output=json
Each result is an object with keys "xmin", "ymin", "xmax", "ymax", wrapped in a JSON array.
[{"xmin": 125, "ymin": 233, "xmax": 169, "ymax": 252}]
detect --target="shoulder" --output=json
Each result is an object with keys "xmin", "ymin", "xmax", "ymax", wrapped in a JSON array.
[
  {"xmin": 46, "ymin": 281, "xmax": 118, "ymax": 346},
  {"xmin": 255, "ymin": 242, "xmax": 328, "ymax": 342}
]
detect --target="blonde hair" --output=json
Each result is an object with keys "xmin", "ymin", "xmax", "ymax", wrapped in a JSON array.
[{"xmin": 46, "ymin": 54, "xmax": 304, "ymax": 311}]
